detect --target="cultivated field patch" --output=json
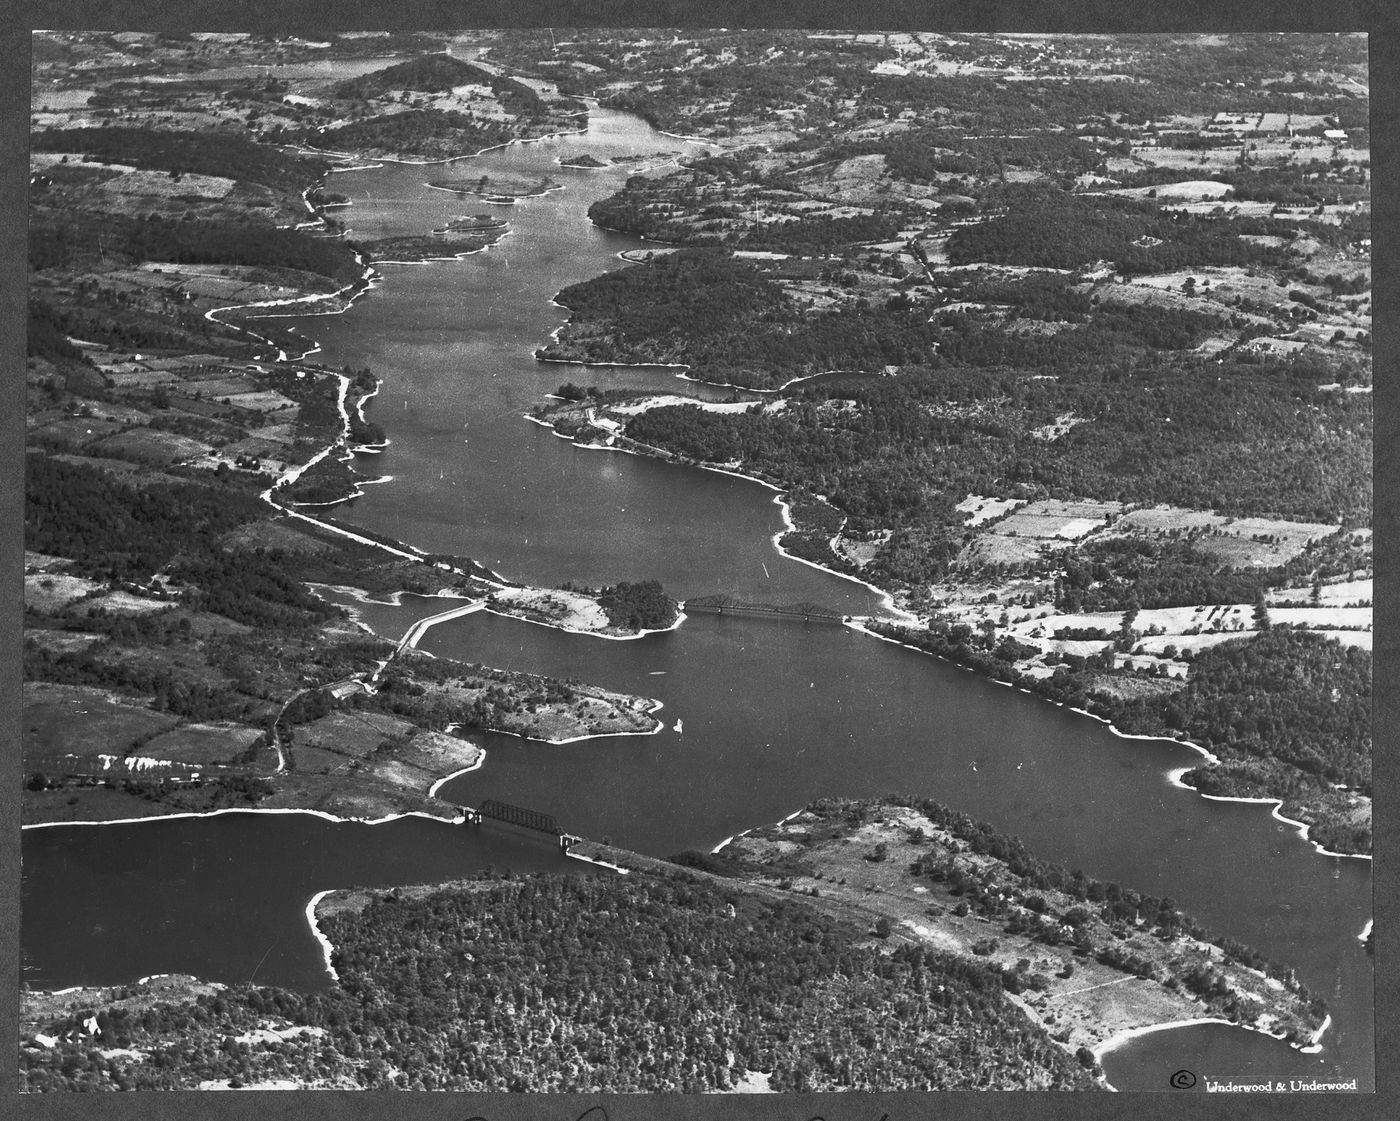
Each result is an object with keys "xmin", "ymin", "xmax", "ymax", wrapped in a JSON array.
[
  {"xmin": 89, "ymin": 428, "xmax": 212, "ymax": 466},
  {"xmin": 1111, "ymin": 506, "xmax": 1338, "ymax": 567},
  {"xmin": 955, "ymin": 494, "xmax": 1026, "ymax": 527},
  {"xmin": 295, "ymin": 711, "xmax": 419, "ymax": 761},
  {"xmin": 142, "ymin": 722, "xmax": 266, "ymax": 766},
  {"xmin": 992, "ymin": 499, "xmax": 1122, "ymax": 540}
]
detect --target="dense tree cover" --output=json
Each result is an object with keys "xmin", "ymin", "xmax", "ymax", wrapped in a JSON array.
[
  {"xmin": 28, "ymin": 281, "xmax": 235, "ymax": 354},
  {"xmin": 621, "ymin": 360, "xmax": 1369, "ymax": 553},
  {"xmin": 1143, "ymin": 630, "xmax": 1371, "ymax": 791},
  {"xmin": 950, "ymin": 271, "xmax": 1093, "ymax": 322},
  {"xmin": 25, "ymin": 455, "xmax": 266, "ymax": 580},
  {"xmin": 597, "ymin": 580, "xmax": 679, "ymax": 630},
  {"xmin": 22, "ymin": 869, "xmax": 1096, "ymax": 1091},
  {"xmin": 933, "ymin": 301, "xmax": 1225, "ymax": 368},
  {"xmin": 947, "ymin": 188, "xmax": 1286, "ymax": 274},
  {"xmin": 27, "ymin": 299, "xmax": 90, "ymax": 365},
  {"xmin": 587, "ymin": 186, "xmax": 906, "ymax": 255},
  {"xmin": 171, "ymin": 551, "xmax": 338, "ymax": 630},
  {"xmin": 29, "ymin": 210, "xmax": 362, "ymax": 285},
  {"xmin": 313, "ymin": 110, "xmax": 513, "ymax": 156},
  {"xmin": 332, "ymin": 55, "xmax": 495, "ymax": 98},
  {"xmin": 23, "ymin": 641, "xmax": 255, "ymax": 724},
  {"xmin": 544, "ymin": 243, "xmax": 1302, "ymax": 390},
  {"xmin": 1057, "ymin": 538, "xmax": 1282, "ymax": 612},
  {"xmin": 546, "ymin": 250, "xmax": 948, "ymax": 387},
  {"xmin": 545, "ymin": 249, "xmax": 785, "ymax": 377},
  {"xmin": 29, "ymin": 127, "xmax": 330, "ymax": 193},
  {"xmin": 795, "ymin": 129, "xmax": 1105, "ymax": 186},
  {"xmin": 319, "ymin": 873, "xmax": 1094, "ymax": 1091}
]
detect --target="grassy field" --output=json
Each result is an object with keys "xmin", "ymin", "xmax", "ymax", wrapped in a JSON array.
[
  {"xmin": 23, "ymin": 683, "xmax": 182, "ymax": 760},
  {"xmin": 141, "ymin": 722, "xmax": 266, "ymax": 766}
]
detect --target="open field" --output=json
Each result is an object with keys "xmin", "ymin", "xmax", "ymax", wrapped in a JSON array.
[
  {"xmin": 294, "ymin": 710, "xmax": 418, "ymax": 761},
  {"xmin": 141, "ymin": 722, "xmax": 266, "ymax": 766},
  {"xmin": 24, "ymin": 572, "xmax": 104, "ymax": 613},
  {"xmin": 1109, "ymin": 506, "xmax": 1340, "ymax": 568},
  {"xmin": 956, "ymin": 494, "xmax": 1026, "ymax": 527},
  {"xmin": 82, "ymin": 590, "xmax": 178, "ymax": 616},
  {"xmin": 23, "ymin": 682, "xmax": 182, "ymax": 760},
  {"xmin": 88, "ymin": 428, "xmax": 212, "ymax": 466},
  {"xmin": 956, "ymin": 500, "xmax": 1124, "ymax": 568},
  {"xmin": 24, "ymin": 629, "xmax": 107, "ymax": 657},
  {"xmin": 487, "ymin": 586, "xmax": 611, "ymax": 634}
]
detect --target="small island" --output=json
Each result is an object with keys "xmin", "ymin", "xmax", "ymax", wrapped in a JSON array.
[
  {"xmin": 427, "ymin": 172, "xmax": 562, "ymax": 200},
  {"xmin": 486, "ymin": 578, "xmax": 680, "ymax": 637},
  {"xmin": 558, "ymin": 153, "xmax": 608, "ymax": 169},
  {"xmin": 357, "ymin": 216, "xmax": 510, "ymax": 264}
]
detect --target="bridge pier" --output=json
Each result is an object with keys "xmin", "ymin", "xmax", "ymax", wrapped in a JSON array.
[{"xmin": 461, "ymin": 806, "xmax": 482, "ymax": 827}]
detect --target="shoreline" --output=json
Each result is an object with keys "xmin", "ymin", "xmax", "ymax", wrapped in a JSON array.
[
  {"xmin": 1092, "ymin": 1009, "xmax": 1335, "ymax": 1085},
  {"xmin": 294, "ymin": 122, "xmax": 589, "ymax": 170},
  {"xmin": 1166, "ymin": 769, "xmax": 1372, "ymax": 863},
  {"xmin": 528, "ymin": 413, "xmax": 914, "ymax": 619},
  {"xmin": 481, "ymin": 603, "xmax": 688, "ymax": 643},
  {"xmin": 709, "ymin": 808, "xmax": 805, "ymax": 855},
  {"xmin": 565, "ymin": 851, "xmax": 631, "ymax": 874},
  {"xmin": 369, "ymin": 224, "xmax": 516, "ymax": 267},
  {"xmin": 465, "ymin": 697, "xmax": 666, "ymax": 748},
  {"xmin": 837, "ymin": 618, "xmax": 1371, "ymax": 862},
  {"xmin": 304, "ymin": 890, "xmax": 340, "ymax": 983},
  {"xmin": 21, "ymin": 803, "xmax": 466, "ymax": 833},
  {"xmin": 425, "ymin": 181, "xmax": 564, "ymax": 202},
  {"xmin": 426, "ymin": 754, "xmax": 486, "ymax": 798}
]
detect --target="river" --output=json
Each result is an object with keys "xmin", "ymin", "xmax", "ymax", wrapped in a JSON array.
[{"xmin": 21, "ymin": 106, "xmax": 1372, "ymax": 1095}]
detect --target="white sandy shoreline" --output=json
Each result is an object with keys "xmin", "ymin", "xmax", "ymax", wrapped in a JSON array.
[
  {"xmin": 304, "ymin": 890, "xmax": 340, "ymax": 983},
  {"xmin": 21, "ymin": 804, "xmax": 466, "ymax": 832},
  {"xmin": 844, "ymin": 619, "xmax": 1370, "ymax": 863}
]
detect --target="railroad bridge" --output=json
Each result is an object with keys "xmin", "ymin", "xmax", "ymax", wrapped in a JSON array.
[
  {"xmin": 682, "ymin": 594, "xmax": 847, "ymax": 624},
  {"xmin": 461, "ymin": 798, "xmax": 581, "ymax": 852}
]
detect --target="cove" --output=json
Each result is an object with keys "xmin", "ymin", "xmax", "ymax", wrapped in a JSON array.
[{"xmin": 21, "ymin": 106, "xmax": 1372, "ymax": 1093}]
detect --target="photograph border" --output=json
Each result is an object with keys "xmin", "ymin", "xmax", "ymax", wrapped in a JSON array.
[{"xmin": 4, "ymin": 2, "xmax": 1393, "ymax": 1119}]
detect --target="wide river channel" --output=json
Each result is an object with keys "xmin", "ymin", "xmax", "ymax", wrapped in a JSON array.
[{"xmin": 22, "ymin": 105, "xmax": 1373, "ymax": 1094}]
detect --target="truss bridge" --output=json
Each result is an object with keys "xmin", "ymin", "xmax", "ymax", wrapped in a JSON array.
[{"xmin": 461, "ymin": 798, "xmax": 580, "ymax": 851}]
